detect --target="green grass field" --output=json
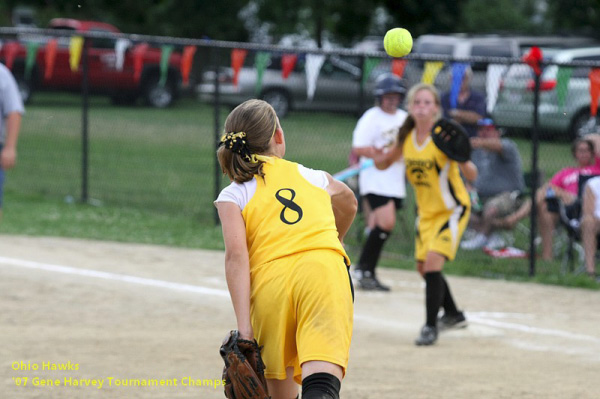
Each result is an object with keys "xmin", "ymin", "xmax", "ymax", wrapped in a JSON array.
[{"xmin": 1, "ymin": 93, "xmax": 597, "ymax": 289}]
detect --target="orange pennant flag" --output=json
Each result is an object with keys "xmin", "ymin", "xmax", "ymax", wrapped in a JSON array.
[
  {"xmin": 180, "ymin": 45, "xmax": 197, "ymax": 87},
  {"xmin": 391, "ymin": 59, "xmax": 407, "ymax": 78},
  {"xmin": 3, "ymin": 41, "xmax": 21, "ymax": 70},
  {"xmin": 281, "ymin": 54, "xmax": 297, "ymax": 79},
  {"xmin": 44, "ymin": 39, "xmax": 58, "ymax": 80},
  {"xmin": 589, "ymin": 68, "xmax": 600, "ymax": 117},
  {"xmin": 133, "ymin": 43, "xmax": 149, "ymax": 84},
  {"xmin": 231, "ymin": 49, "xmax": 248, "ymax": 87}
]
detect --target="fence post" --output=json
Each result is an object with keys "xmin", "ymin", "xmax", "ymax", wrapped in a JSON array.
[
  {"xmin": 81, "ymin": 37, "xmax": 89, "ymax": 203},
  {"xmin": 213, "ymin": 62, "xmax": 221, "ymax": 225},
  {"xmin": 528, "ymin": 69, "xmax": 541, "ymax": 277}
]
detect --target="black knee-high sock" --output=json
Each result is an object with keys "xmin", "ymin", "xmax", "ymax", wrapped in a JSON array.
[
  {"xmin": 424, "ymin": 271, "xmax": 445, "ymax": 327},
  {"xmin": 441, "ymin": 275, "xmax": 459, "ymax": 315},
  {"xmin": 357, "ymin": 226, "xmax": 390, "ymax": 273},
  {"xmin": 302, "ymin": 372, "xmax": 341, "ymax": 399}
]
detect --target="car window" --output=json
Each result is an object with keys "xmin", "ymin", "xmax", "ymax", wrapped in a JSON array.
[
  {"xmin": 330, "ymin": 56, "xmax": 361, "ymax": 78},
  {"xmin": 320, "ymin": 57, "xmax": 359, "ymax": 80},
  {"xmin": 541, "ymin": 54, "xmax": 600, "ymax": 80},
  {"xmin": 89, "ymin": 28, "xmax": 116, "ymax": 49},
  {"xmin": 470, "ymin": 44, "xmax": 514, "ymax": 71},
  {"xmin": 50, "ymin": 26, "xmax": 76, "ymax": 48},
  {"xmin": 572, "ymin": 55, "xmax": 600, "ymax": 78},
  {"xmin": 265, "ymin": 55, "xmax": 305, "ymax": 73},
  {"xmin": 471, "ymin": 44, "xmax": 513, "ymax": 58},
  {"xmin": 414, "ymin": 42, "xmax": 454, "ymax": 56}
]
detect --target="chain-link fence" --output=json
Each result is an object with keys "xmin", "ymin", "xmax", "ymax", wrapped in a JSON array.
[{"xmin": 2, "ymin": 26, "xmax": 600, "ymax": 276}]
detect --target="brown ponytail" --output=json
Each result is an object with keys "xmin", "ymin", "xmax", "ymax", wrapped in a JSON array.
[
  {"xmin": 217, "ymin": 99, "xmax": 278, "ymax": 183},
  {"xmin": 398, "ymin": 115, "xmax": 415, "ymax": 147}
]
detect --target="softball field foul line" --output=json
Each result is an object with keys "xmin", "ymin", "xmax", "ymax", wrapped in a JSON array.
[
  {"xmin": 1, "ymin": 255, "xmax": 599, "ymax": 345},
  {"xmin": 0, "ymin": 255, "xmax": 229, "ymax": 298}
]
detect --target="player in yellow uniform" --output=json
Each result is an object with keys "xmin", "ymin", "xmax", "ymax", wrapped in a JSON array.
[
  {"xmin": 375, "ymin": 83, "xmax": 478, "ymax": 346},
  {"xmin": 215, "ymin": 99, "xmax": 357, "ymax": 399}
]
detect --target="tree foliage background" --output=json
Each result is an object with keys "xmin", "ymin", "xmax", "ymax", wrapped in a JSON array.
[{"xmin": 1, "ymin": 0, "xmax": 599, "ymax": 45}]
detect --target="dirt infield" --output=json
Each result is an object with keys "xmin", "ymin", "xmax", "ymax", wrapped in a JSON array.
[{"xmin": 1, "ymin": 235, "xmax": 599, "ymax": 399}]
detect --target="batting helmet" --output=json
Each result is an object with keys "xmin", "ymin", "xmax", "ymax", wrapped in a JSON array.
[{"xmin": 373, "ymin": 73, "xmax": 406, "ymax": 97}]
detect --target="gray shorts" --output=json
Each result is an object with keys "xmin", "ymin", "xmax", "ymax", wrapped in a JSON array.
[{"xmin": 481, "ymin": 191, "xmax": 524, "ymax": 218}]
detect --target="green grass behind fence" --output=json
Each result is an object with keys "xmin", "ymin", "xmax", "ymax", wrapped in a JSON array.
[{"xmin": 1, "ymin": 93, "xmax": 597, "ymax": 289}]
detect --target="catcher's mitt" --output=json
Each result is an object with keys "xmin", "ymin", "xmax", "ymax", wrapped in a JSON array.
[
  {"xmin": 219, "ymin": 330, "xmax": 269, "ymax": 399},
  {"xmin": 431, "ymin": 119, "xmax": 472, "ymax": 162}
]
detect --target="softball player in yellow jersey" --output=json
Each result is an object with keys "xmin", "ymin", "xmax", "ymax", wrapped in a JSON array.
[
  {"xmin": 215, "ymin": 100, "xmax": 357, "ymax": 399},
  {"xmin": 375, "ymin": 83, "xmax": 478, "ymax": 346}
]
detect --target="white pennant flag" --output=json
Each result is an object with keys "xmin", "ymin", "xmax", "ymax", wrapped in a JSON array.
[
  {"xmin": 305, "ymin": 54, "xmax": 325, "ymax": 101},
  {"xmin": 486, "ymin": 64, "xmax": 507, "ymax": 114},
  {"xmin": 115, "ymin": 38, "xmax": 132, "ymax": 71}
]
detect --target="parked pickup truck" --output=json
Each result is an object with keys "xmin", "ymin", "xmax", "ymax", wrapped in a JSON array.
[{"xmin": 0, "ymin": 18, "xmax": 183, "ymax": 107}]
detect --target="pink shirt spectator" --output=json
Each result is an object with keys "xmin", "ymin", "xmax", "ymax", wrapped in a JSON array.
[{"xmin": 550, "ymin": 165, "xmax": 600, "ymax": 195}]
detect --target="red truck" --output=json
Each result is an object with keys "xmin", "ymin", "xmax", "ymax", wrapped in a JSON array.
[{"xmin": 0, "ymin": 18, "xmax": 183, "ymax": 107}]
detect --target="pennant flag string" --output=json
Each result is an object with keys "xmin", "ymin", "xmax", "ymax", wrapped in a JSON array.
[
  {"xmin": 254, "ymin": 52, "xmax": 271, "ymax": 96},
  {"xmin": 391, "ymin": 59, "xmax": 407, "ymax": 78},
  {"xmin": 421, "ymin": 61, "xmax": 444, "ymax": 85},
  {"xmin": 180, "ymin": 45, "xmax": 197, "ymax": 87},
  {"xmin": 69, "ymin": 36, "xmax": 84, "ymax": 72},
  {"xmin": 449, "ymin": 62, "xmax": 469, "ymax": 109},
  {"xmin": 305, "ymin": 54, "xmax": 325, "ymax": 101},
  {"xmin": 589, "ymin": 68, "xmax": 600, "ymax": 117},
  {"xmin": 361, "ymin": 57, "xmax": 380, "ymax": 87},
  {"xmin": 114, "ymin": 38, "xmax": 131, "ymax": 71},
  {"xmin": 44, "ymin": 39, "xmax": 58, "ymax": 80},
  {"xmin": 159, "ymin": 45, "xmax": 174, "ymax": 87},
  {"xmin": 133, "ymin": 43, "xmax": 149, "ymax": 84},
  {"xmin": 281, "ymin": 54, "xmax": 297, "ymax": 79},
  {"xmin": 231, "ymin": 49, "xmax": 248, "ymax": 87},
  {"xmin": 24, "ymin": 42, "xmax": 40, "ymax": 79},
  {"xmin": 485, "ymin": 64, "xmax": 507, "ymax": 114},
  {"xmin": 556, "ymin": 67, "xmax": 572, "ymax": 109}
]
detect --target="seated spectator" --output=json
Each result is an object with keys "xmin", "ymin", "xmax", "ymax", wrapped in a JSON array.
[
  {"xmin": 461, "ymin": 118, "xmax": 528, "ymax": 250},
  {"xmin": 581, "ymin": 176, "xmax": 600, "ymax": 280},
  {"xmin": 441, "ymin": 66, "xmax": 486, "ymax": 138},
  {"xmin": 536, "ymin": 137, "xmax": 600, "ymax": 260}
]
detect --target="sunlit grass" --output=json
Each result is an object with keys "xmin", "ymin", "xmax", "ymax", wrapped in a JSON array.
[{"xmin": 2, "ymin": 93, "xmax": 596, "ymax": 289}]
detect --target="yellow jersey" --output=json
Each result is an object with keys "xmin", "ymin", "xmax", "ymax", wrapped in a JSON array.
[
  {"xmin": 242, "ymin": 158, "xmax": 350, "ymax": 268},
  {"xmin": 403, "ymin": 130, "xmax": 470, "ymax": 219}
]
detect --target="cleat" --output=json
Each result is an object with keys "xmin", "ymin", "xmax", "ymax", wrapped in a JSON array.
[
  {"xmin": 357, "ymin": 271, "xmax": 390, "ymax": 291},
  {"xmin": 437, "ymin": 311, "xmax": 468, "ymax": 331},
  {"xmin": 415, "ymin": 325, "xmax": 438, "ymax": 346}
]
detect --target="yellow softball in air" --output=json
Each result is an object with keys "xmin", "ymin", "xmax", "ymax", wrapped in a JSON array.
[{"xmin": 383, "ymin": 28, "xmax": 413, "ymax": 58}]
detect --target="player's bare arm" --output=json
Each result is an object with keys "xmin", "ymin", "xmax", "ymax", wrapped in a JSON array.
[
  {"xmin": 373, "ymin": 145, "xmax": 403, "ymax": 170},
  {"xmin": 549, "ymin": 184, "xmax": 577, "ymax": 205},
  {"xmin": 216, "ymin": 202, "xmax": 253, "ymax": 340},
  {"xmin": 449, "ymin": 109, "xmax": 483, "ymax": 124},
  {"xmin": 325, "ymin": 173, "xmax": 358, "ymax": 243},
  {"xmin": 470, "ymin": 136, "xmax": 503, "ymax": 153},
  {"xmin": 459, "ymin": 160, "xmax": 478, "ymax": 183},
  {"xmin": 1, "ymin": 112, "xmax": 21, "ymax": 170},
  {"xmin": 352, "ymin": 146, "xmax": 379, "ymax": 159}
]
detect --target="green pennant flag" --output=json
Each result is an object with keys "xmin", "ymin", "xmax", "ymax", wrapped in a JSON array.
[
  {"xmin": 556, "ymin": 67, "xmax": 572, "ymax": 109},
  {"xmin": 254, "ymin": 52, "xmax": 271, "ymax": 96},
  {"xmin": 159, "ymin": 45, "xmax": 174, "ymax": 87},
  {"xmin": 25, "ymin": 42, "xmax": 41, "ymax": 79},
  {"xmin": 362, "ymin": 57, "xmax": 380, "ymax": 87}
]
